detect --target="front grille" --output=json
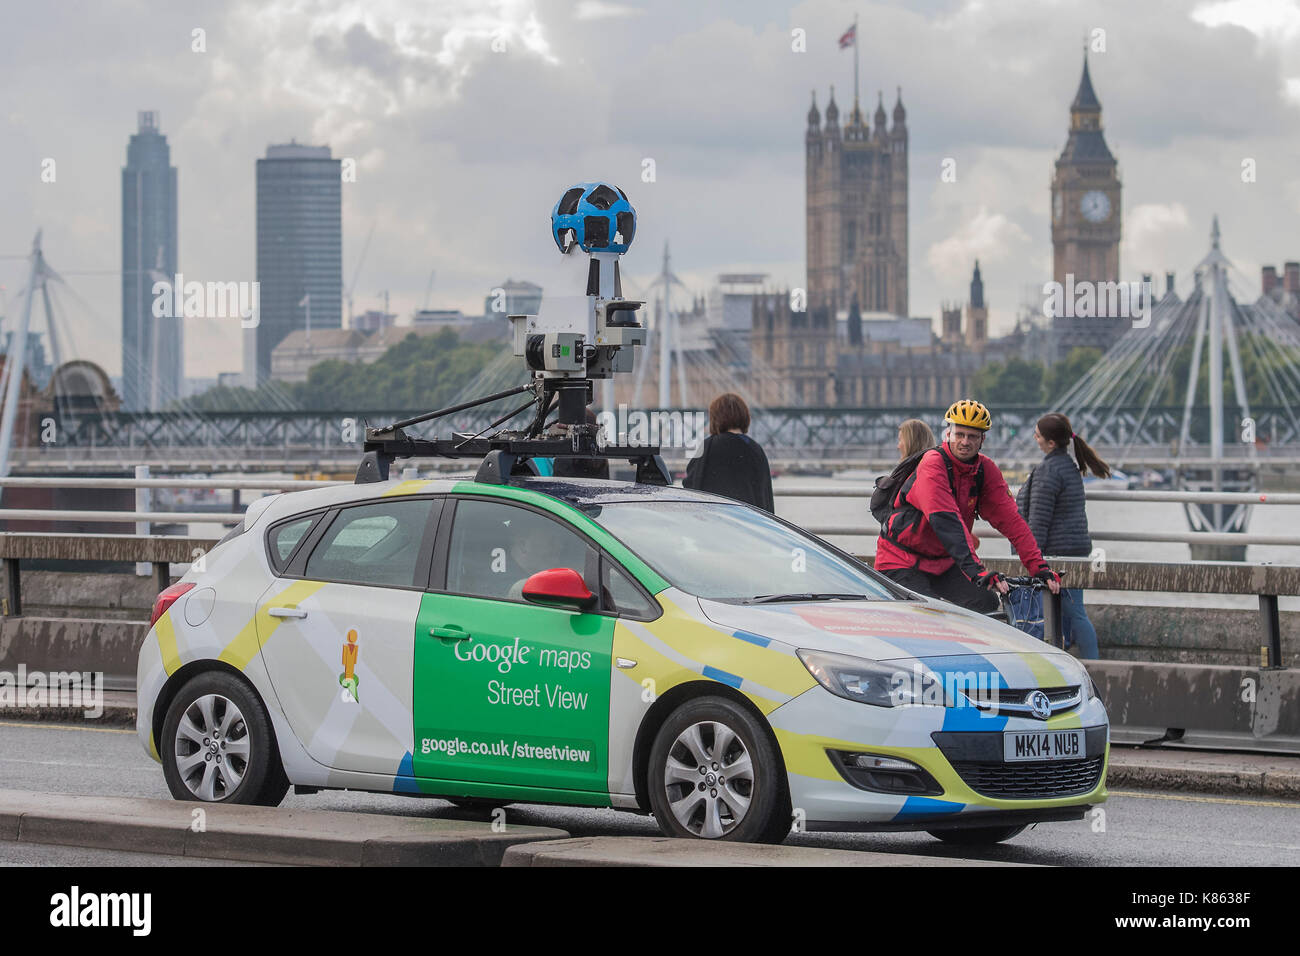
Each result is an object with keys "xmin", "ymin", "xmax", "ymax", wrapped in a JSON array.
[
  {"xmin": 984, "ymin": 686, "xmax": 1079, "ymax": 705},
  {"xmin": 951, "ymin": 755, "xmax": 1104, "ymax": 799},
  {"xmin": 963, "ymin": 685, "xmax": 1082, "ymax": 717}
]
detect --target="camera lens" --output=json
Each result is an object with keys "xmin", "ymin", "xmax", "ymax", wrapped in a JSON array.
[
  {"xmin": 524, "ymin": 334, "xmax": 547, "ymax": 371},
  {"xmin": 606, "ymin": 304, "xmax": 640, "ymax": 327}
]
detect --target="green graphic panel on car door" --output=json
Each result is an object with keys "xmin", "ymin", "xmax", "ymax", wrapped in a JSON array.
[{"xmin": 413, "ymin": 593, "xmax": 614, "ymax": 792}]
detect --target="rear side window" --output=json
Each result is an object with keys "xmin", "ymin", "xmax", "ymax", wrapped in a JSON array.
[
  {"xmin": 266, "ymin": 516, "xmax": 318, "ymax": 572},
  {"xmin": 266, "ymin": 522, "xmax": 312, "ymax": 567},
  {"xmin": 305, "ymin": 498, "xmax": 434, "ymax": 588}
]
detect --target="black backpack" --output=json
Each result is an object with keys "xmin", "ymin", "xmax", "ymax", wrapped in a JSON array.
[
  {"xmin": 870, "ymin": 448, "xmax": 984, "ymax": 526},
  {"xmin": 870, "ymin": 450, "xmax": 927, "ymax": 524}
]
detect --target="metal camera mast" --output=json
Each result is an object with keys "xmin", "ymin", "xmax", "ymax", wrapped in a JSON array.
[{"xmin": 355, "ymin": 183, "xmax": 669, "ymax": 486}]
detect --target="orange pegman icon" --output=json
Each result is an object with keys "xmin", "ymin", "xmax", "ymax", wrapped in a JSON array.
[{"xmin": 340, "ymin": 628, "xmax": 360, "ymax": 702}]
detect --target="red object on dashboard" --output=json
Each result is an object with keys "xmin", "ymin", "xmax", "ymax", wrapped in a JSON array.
[
  {"xmin": 150, "ymin": 581, "xmax": 195, "ymax": 627},
  {"xmin": 522, "ymin": 568, "xmax": 594, "ymax": 608}
]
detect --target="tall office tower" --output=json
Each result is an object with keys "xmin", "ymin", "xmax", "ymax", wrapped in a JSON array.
[
  {"xmin": 121, "ymin": 111, "xmax": 180, "ymax": 410},
  {"xmin": 254, "ymin": 143, "xmax": 342, "ymax": 383}
]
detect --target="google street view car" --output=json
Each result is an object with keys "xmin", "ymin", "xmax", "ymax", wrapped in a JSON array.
[{"xmin": 136, "ymin": 183, "xmax": 1108, "ymax": 843}]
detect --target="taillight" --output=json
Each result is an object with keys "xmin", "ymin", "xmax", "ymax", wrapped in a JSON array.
[{"xmin": 151, "ymin": 582, "xmax": 195, "ymax": 627}]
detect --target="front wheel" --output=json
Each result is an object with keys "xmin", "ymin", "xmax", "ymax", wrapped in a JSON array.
[
  {"xmin": 647, "ymin": 696, "xmax": 790, "ymax": 843},
  {"xmin": 160, "ymin": 671, "xmax": 289, "ymax": 806},
  {"xmin": 926, "ymin": 824, "xmax": 1027, "ymax": 845}
]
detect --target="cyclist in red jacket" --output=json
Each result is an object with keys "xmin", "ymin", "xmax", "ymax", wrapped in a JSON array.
[{"xmin": 876, "ymin": 400, "xmax": 1061, "ymax": 613}]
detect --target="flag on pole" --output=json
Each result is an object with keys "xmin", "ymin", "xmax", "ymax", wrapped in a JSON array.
[{"xmin": 838, "ymin": 24, "xmax": 856, "ymax": 49}]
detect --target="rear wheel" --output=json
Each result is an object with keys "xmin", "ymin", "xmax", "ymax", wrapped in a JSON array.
[
  {"xmin": 160, "ymin": 671, "xmax": 288, "ymax": 807},
  {"xmin": 647, "ymin": 696, "xmax": 790, "ymax": 844},
  {"xmin": 926, "ymin": 824, "xmax": 1027, "ymax": 845}
]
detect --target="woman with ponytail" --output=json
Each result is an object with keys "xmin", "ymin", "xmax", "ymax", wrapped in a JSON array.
[{"xmin": 1015, "ymin": 413, "xmax": 1108, "ymax": 658}]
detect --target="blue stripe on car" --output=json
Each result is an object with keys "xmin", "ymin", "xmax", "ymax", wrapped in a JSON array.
[
  {"xmin": 393, "ymin": 751, "xmax": 422, "ymax": 794},
  {"xmin": 892, "ymin": 796, "xmax": 965, "ymax": 820},
  {"xmin": 703, "ymin": 665, "xmax": 743, "ymax": 688}
]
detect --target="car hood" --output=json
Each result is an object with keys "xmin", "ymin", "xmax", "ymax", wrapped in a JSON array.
[{"xmin": 697, "ymin": 597, "xmax": 1066, "ymax": 664}]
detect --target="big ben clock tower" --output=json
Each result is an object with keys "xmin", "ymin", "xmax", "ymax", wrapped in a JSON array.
[{"xmin": 1051, "ymin": 54, "xmax": 1124, "ymax": 356}]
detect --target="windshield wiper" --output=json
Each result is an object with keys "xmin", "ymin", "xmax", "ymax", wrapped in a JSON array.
[{"xmin": 747, "ymin": 592, "xmax": 871, "ymax": 604}]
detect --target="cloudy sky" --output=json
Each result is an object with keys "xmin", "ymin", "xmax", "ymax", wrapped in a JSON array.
[{"xmin": 4, "ymin": 0, "xmax": 1300, "ymax": 381}]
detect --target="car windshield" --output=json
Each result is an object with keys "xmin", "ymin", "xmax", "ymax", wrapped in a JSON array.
[{"xmin": 586, "ymin": 500, "xmax": 899, "ymax": 603}]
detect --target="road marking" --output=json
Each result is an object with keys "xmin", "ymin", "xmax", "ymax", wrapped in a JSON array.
[
  {"xmin": 0, "ymin": 758, "xmax": 155, "ymax": 771},
  {"xmin": 1110, "ymin": 789, "xmax": 1300, "ymax": 810},
  {"xmin": 0, "ymin": 720, "xmax": 134, "ymax": 735}
]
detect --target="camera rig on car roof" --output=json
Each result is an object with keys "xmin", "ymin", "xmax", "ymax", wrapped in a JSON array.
[{"xmin": 355, "ymin": 182, "xmax": 670, "ymax": 487}]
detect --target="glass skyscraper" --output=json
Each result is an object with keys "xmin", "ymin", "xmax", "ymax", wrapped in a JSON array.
[
  {"xmin": 254, "ymin": 143, "xmax": 342, "ymax": 383},
  {"xmin": 121, "ymin": 111, "xmax": 180, "ymax": 410}
]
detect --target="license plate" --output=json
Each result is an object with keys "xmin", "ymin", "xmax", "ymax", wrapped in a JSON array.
[{"xmin": 1003, "ymin": 730, "xmax": 1086, "ymax": 762}]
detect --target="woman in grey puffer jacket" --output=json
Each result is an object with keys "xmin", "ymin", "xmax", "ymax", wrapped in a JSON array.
[{"xmin": 1015, "ymin": 413, "xmax": 1110, "ymax": 658}]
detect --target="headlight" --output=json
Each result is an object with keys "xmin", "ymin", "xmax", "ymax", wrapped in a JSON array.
[
  {"xmin": 1056, "ymin": 654, "xmax": 1097, "ymax": 701},
  {"xmin": 797, "ymin": 649, "xmax": 947, "ymax": 708}
]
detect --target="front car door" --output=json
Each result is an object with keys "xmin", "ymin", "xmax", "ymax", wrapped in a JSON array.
[{"xmin": 412, "ymin": 496, "xmax": 616, "ymax": 800}]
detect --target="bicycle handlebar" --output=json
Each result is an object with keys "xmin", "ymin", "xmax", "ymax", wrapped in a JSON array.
[{"xmin": 1000, "ymin": 570, "xmax": 1067, "ymax": 589}]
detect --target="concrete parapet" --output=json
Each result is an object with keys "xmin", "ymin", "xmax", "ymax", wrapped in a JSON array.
[{"xmin": 1086, "ymin": 660, "xmax": 1300, "ymax": 753}]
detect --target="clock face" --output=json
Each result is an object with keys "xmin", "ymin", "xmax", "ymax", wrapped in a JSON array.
[
  {"xmin": 1080, "ymin": 190, "xmax": 1112, "ymax": 223},
  {"xmin": 1053, "ymin": 191, "xmax": 1063, "ymax": 222}
]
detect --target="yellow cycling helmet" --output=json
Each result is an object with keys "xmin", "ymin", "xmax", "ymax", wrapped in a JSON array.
[{"xmin": 944, "ymin": 399, "xmax": 992, "ymax": 431}]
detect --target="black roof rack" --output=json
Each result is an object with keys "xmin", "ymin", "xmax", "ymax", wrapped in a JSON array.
[{"xmin": 354, "ymin": 380, "xmax": 669, "ymax": 487}]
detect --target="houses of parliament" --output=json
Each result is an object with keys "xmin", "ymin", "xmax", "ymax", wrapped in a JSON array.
[{"xmin": 748, "ymin": 55, "xmax": 1124, "ymax": 407}]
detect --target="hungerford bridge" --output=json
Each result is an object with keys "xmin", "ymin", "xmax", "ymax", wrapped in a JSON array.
[
  {"xmin": 7, "ymin": 404, "xmax": 1298, "ymax": 474},
  {"xmin": 2, "ymin": 221, "xmax": 1299, "ymax": 478}
]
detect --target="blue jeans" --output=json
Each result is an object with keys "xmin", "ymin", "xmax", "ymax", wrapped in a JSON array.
[{"xmin": 1061, "ymin": 588, "xmax": 1099, "ymax": 659}]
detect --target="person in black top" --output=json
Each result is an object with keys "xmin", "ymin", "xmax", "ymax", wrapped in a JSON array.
[{"xmin": 683, "ymin": 393, "xmax": 774, "ymax": 512}]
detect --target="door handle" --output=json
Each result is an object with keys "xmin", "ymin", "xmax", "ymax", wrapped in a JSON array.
[
  {"xmin": 430, "ymin": 625, "xmax": 471, "ymax": 641},
  {"xmin": 268, "ymin": 606, "xmax": 308, "ymax": 619}
]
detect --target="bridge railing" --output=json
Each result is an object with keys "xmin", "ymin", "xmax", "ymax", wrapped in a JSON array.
[
  {"xmin": 31, "ymin": 405, "xmax": 1300, "ymax": 453},
  {"xmin": 2, "ymin": 477, "xmax": 1300, "ymax": 545}
]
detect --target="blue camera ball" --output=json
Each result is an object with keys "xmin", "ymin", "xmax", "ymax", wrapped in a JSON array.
[{"xmin": 551, "ymin": 182, "xmax": 636, "ymax": 255}]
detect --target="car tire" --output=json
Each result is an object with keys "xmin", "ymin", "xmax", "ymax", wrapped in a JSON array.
[
  {"xmin": 926, "ymin": 824, "xmax": 1027, "ymax": 845},
  {"xmin": 647, "ymin": 696, "xmax": 789, "ymax": 844},
  {"xmin": 160, "ymin": 671, "xmax": 288, "ymax": 807}
]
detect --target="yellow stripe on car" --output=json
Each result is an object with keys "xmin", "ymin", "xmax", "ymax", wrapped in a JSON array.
[
  {"xmin": 382, "ymin": 479, "xmax": 433, "ymax": 497},
  {"xmin": 220, "ymin": 579, "xmax": 326, "ymax": 670},
  {"xmin": 154, "ymin": 610, "xmax": 182, "ymax": 676},
  {"xmin": 613, "ymin": 624, "xmax": 782, "ymax": 715},
  {"xmin": 650, "ymin": 595, "xmax": 818, "ymax": 700}
]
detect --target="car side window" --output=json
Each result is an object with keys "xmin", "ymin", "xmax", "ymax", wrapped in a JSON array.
[
  {"xmin": 446, "ymin": 499, "xmax": 592, "ymax": 602},
  {"xmin": 601, "ymin": 558, "xmax": 658, "ymax": 619},
  {"xmin": 267, "ymin": 516, "xmax": 316, "ymax": 572},
  {"xmin": 304, "ymin": 498, "xmax": 434, "ymax": 588}
]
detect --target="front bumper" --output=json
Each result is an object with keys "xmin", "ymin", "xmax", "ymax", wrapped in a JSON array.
[{"xmin": 770, "ymin": 685, "xmax": 1110, "ymax": 830}]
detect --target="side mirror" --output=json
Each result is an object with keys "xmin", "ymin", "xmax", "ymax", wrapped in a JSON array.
[{"xmin": 522, "ymin": 567, "xmax": 595, "ymax": 610}]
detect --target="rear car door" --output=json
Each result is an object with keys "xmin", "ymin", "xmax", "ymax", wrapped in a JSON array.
[
  {"xmin": 412, "ymin": 496, "xmax": 614, "ymax": 797},
  {"xmin": 256, "ymin": 496, "xmax": 440, "ymax": 776}
]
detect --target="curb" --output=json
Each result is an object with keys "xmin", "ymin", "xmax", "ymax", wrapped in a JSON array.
[
  {"xmin": 501, "ymin": 836, "xmax": 1032, "ymax": 867},
  {"xmin": 1106, "ymin": 761, "xmax": 1300, "ymax": 800},
  {"xmin": 1, "ymin": 706, "xmax": 137, "ymax": 728},
  {"xmin": 0, "ymin": 790, "xmax": 569, "ymax": 867}
]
